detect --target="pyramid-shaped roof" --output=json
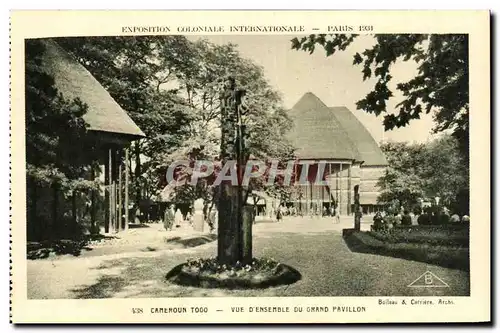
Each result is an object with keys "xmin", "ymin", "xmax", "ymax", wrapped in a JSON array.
[
  {"xmin": 37, "ymin": 38, "xmax": 145, "ymax": 139},
  {"xmin": 287, "ymin": 92, "xmax": 387, "ymax": 166}
]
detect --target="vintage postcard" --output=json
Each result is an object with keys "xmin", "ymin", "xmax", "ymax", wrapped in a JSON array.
[{"xmin": 10, "ymin": 10, "xmax": 490, "ymax": 324}]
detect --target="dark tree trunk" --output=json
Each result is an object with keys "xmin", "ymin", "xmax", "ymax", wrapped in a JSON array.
[
  {"xmin": 71, "ymin": 190, "xmax": 77, "ymax": 237},
  {"xmin": 29, "ymin": 181, "xmax": 38, "ymax": 241},
  {"xmin": 52, "ymin": 184, "xmax": 59, "ymax": 239}
]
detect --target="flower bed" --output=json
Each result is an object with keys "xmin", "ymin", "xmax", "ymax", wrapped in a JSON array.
[{"xmin": 166, "ymin": 257, "xmax": 301, "ymax": 289}]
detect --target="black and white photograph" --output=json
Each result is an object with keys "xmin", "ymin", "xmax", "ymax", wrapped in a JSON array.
[
  {"xmin": 25, "ymin": 33, "xmax": 471, "ymax": 299},
  {"xmin": 9, "ymin": 9, "xmax": 490, "ymax": 324}
]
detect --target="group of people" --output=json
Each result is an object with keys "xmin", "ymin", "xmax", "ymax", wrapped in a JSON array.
[
  {"xmin": 162, "ymin": 207, "xmax": 194, "ymax": 231},
  {"xmin": 372, "ymin": 205, "xmax": 470, "ymax": 231},
  {"xmin": 162, "ymin": 205, "xmax": 219, "ymax": 233},
  {"xmin": 274, "ymin": 204, "xmax": 340, "ymax": 223}
]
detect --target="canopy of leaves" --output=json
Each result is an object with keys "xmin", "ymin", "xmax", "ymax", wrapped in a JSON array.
[
  {"xmin": 57, "ymin": 36, "xmax": 293, "ymax": 206},
  {"xmin": 25, "ymin": 39, "xmax": 99, "ymax": 193},
  {"xmin": 378, "ymin": 135, "xmax": 468, "ymax": 214},
  {"xmin": 291, "ymin": 34, "xmax": 469, "ymax": 159}
]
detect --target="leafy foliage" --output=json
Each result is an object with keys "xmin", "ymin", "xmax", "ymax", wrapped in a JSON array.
[
  {"xmin": 57, "ymin": 36, "xmax": 196, "ymax": 203},
  {"xmin": 291, "ymin": 34, "xmax": 469, "ymax": 158},
  {"xmin": 57, "ymin": 36, "xmax": 293, "ymax": 210},
  {"xmin": 378, "ymin": 136, "xmax": 468, "ymax": 213},
  {"xmin": 25, "ymin": 39, "xmax": 99, "ymax": 192}
]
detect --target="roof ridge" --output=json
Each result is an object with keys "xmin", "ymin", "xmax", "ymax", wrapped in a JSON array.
[
  {"xmin": 325, "ymin": 108, "xmax": 363, "ymax": 162},
  {"xmin": 328, "ymin": 106, "xmax": 388, "ymax": 166},
  {"xmin": 291, "ymin": 92, "xmax": 328, "ymax": 110},
  {"xmin": 39, "ymin": 39, "xmax": 145, "ymax": 138}
]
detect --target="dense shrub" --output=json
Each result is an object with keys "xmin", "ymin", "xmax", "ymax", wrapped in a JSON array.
[
  {"xmin": 368, "ymin": 224, "xmax": 469, "ymax": 247},
  {"xmin": 401, "ymin": 213, "xmax": 412, "ymax": 226},
  {"xmin": 417, "ymin": 213, "xmax": 431, "ymax": 225},
  {"xmin": 344, "ymin": 231, "xmax": 469, "ymax": 271}
]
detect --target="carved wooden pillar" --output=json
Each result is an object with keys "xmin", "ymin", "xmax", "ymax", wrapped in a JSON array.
[
  {"xmin": 339, "ymin": 163, "xmax": 343, "ymax": 215},
  {"xmin": 348, "ymin": 164, "xmax": 352, "ymax": 215},
  {"xmin": 118, "ymin": 149, "xmax": 123, "ymax": 232},
  {"xmin": 328, "ymin": 163, "xmax": 332, "ymax": 212},
  {"xmin": 354, "ymin": 185, "xmax": 361, "ymax": 231},
  {"xmin": 124, "ymin": 147, "xmax": 129, "ymax": 231},
  {"xmin": 104, "ymin": 148, "xmax": 110, "ymax": 234}
]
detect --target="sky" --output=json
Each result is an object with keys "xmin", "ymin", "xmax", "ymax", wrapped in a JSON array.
[{"xmin": 191, "ymin": 35, "xmax": 440, "ymax": 144}]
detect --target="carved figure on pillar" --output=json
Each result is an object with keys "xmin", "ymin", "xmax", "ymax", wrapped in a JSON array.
[
  {"xmin": 217, "ymin": 75, "xmax": 252, "ymax": 265},
  {"xmin": 354, "ymin": 185, "xmax": 361, "ymax": 231}
]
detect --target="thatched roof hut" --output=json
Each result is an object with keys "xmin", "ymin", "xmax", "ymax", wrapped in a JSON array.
[
  {"xmin": 36, "ymin": 38, "xmax": 145, "ymax": 140},
  {"xmin": 33, "ymin": 38, "xmax": 146, "ymax": 234}
]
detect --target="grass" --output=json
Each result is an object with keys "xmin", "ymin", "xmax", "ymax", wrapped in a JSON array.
[{"xmin": 28, "ymin": 218, "xmax": 470, "ymax": 299}]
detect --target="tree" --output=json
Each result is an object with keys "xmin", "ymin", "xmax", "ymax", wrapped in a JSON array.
[
  {"xmin": 420, "ymin": 135, "xmax": 469, "ymax": 214},
  {"xmin": 291, "ymin": 34, "xmax": 469, "ymax": 159},
  {"xmin": 378, "ymin": 136, "xmax": 468, "ymax": 213},
  {"xmin": 25, "ymin": 39, "xmax": 99, "ymax": 240},
  {"xmin": 161, "ymin": 39, "xmax": 294, "ymax": 212},
  {"xmin": 57, "ymin": 36, "xmax": 195, "ymax": 207},
  {"xmin": 377, "ymin": 141, "xmax": 427, "ymax": 210},
  {"xmin": 57, "ymin": 36, "xmax": 293, "ymax": 224}
]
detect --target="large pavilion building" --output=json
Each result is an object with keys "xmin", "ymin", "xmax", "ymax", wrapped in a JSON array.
[{"xmin": 286, "ymin": 92, "xmax": 388, "ymax": 216}]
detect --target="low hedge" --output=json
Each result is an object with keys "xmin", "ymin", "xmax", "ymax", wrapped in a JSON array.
[
  {"xmin": 344, "ymin": 231, "xmax": 469, "ymax": 271},
  {"xmin": 368, "ymin": 224, "xmax": 469, "ymax": 247}
]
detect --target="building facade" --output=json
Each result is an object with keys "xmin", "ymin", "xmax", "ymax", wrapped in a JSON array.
[{"xmin": 286, "ymin": 92, "xmax": 388, "ymax": 216}]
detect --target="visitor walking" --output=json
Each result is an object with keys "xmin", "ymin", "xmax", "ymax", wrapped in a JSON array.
[
  {"xmin": 335, "ymin": 208, "xmax": 340, "ymax": 224},
  {"xmin": 401, "ymin": 210, "xmax": 412, "ymax": 226},
  {"xmin": 276, "ymin": 205, "xmax": 283, "ymax": 222},
  {"xmin": 163, "ymin": 205, "xmax": 174, "ymax": 231},
  {"xmin": 174, "ymin": 208, "xmax": 183, "ymax": 227}
]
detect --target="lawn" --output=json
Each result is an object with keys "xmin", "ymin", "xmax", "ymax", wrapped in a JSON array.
[{"xmin": 27, "ymin": 217, "xmax": 470, "ymax": 299}]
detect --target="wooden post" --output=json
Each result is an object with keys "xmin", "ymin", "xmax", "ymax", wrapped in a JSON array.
[
  {"xmin": 104, "ymin": 150, "xmax": 110, "ymax": 234},
  {"xmin": 321, "ymin": 181, "xmax": 325, "ymax": 215},
  {"xmin": 354, "ymin": 185, "xmax": 361, "ymax": 231},
  {"xmin": 118, "ymin": 150, "xmax": 123, "ymax": 232},
  {"xmin": 348, "ymin": 164, "xmax": 352, "ymax": 215},
  {"xmin": 90, "ymin": 166, "xmax": 96, "ymax": 234},
  {"xmin": 328, "ymin": 163, "xmax": 332, "ymax": 212},
  {"xmin": 307, "ymin": 177, "xmax": 313, "ymax": 216},
  {"xmin": 316, "ymin": 183, "xmax": 321, "ymax": 216},
  {"xmin": 112, "ymin": 183, "xmax": 117, "ymax": 233},
  {"xmin": 242, "ymin": 206, "xmax": 253, "ymax": 263},
  {"xmin": 108, "ymin": 148, "xmax": 114, "ymax": 233},
  {"xmin": 113, "ymin": 150, "xmax": 120, "ymax": 232},
  {"xmin": 217, "ymin": 75, "xmax": 243, "ymax": 265},
  {"xmin": 339, "ymin": 163, "xmax": 343, "ymax": 215},
  {"xmin": 124, "ymin": 147, "xmax": 129, "ymax": 231},
  {"xmin": 336, "ymin": 163, "xmax": 339, "ymax": 212}
]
